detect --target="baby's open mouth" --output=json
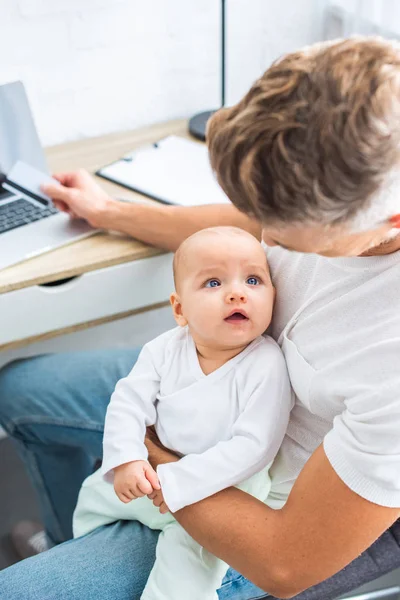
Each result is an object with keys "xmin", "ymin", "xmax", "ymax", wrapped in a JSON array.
[{"xmin": 224, "ymin": 311, "xmax": 249, "ymax": 323}]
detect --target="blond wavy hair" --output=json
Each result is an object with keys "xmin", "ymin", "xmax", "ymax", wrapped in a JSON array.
[{"xmin": 207, "ymin": 37, "xmax": 400, "ymax": 231}]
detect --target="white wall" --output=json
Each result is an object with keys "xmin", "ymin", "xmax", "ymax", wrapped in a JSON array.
[
  {"xmin": 322, "ymin": 0, "xmax": 400, "ymax": 38},
  {"xmin": 1, "ymin": 0, "xmax": 322, "ymax": 147}
]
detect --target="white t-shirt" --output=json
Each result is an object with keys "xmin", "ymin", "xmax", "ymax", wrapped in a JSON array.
[
  {"xmin": 265, "ymin": 243, "xmax": 400, "ymax": 509},
  {"xmin": 101, "ymin": 327, "xmax": 292, "ymax": 513}
]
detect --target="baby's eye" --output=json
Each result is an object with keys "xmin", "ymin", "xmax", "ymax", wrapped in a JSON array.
[
  {"xmin": 205, "ymin": 279, "xmax": 221, "ymax": 288},
  {"xmin": 246, "ymin": 276, "xmax": 260, "ymax": 286}
]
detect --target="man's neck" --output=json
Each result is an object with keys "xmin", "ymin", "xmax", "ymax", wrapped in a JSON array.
[{"xmin": 360, "ymin": 232, "xmax": 400, "ymax": 256}]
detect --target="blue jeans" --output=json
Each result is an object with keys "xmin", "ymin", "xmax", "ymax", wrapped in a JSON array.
[{"xmin": 0, "ymin": 349, "xmax": 267, "ymax": 599}]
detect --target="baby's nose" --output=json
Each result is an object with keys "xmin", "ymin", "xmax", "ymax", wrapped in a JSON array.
[{"xmin": 227, "ymin": 288, "xmax": 247, "ymax": 302}]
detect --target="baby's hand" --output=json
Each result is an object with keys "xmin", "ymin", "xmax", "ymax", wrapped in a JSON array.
[{"xmin": 113, "ymin": 460, "xmax": 160, "ymax": 503}]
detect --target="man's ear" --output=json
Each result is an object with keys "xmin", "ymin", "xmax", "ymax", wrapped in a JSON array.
[
  {"xmin": 170, "ymin": 292, "xmax": 188, "ymax": 327},
  {"xmin": 389, "ymin": 214, "xmax": 400, "ymax": 228}
]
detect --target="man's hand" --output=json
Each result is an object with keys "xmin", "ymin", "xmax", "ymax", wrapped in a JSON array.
[
  {"xmin": 113, "ymin": 460, "xmax": 160, "ymax": 503},
  {"xmin": 41, "ymin": 169, "xmax": 114, "ymax": 229},
  {"xmin": 144, "ymin": 426, "xmax": 180, "ymax": 470},
  {"xmin": 148, "ymin": 488, "xmax": 169, "ymax": 514}
]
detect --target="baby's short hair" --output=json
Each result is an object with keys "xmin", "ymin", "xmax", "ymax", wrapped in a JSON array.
[{"xmin": 173, "ymin": 226, "xmax": 259, "ymax": 290}]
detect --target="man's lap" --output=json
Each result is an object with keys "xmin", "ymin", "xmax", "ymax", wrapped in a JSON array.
[
  {"xmin": 0, "ymin": 521, "xmax": 266, "ymax": 600},
  {"xmin": 3, "ymin": 520, "xmax": 400, "ymax": 600},
  {"xmin": 2, "ymin": 350, "xmax": 399, "ymax": 599},
  {"xmin": 0, "ymin": 349, "xmax": 266, "ymax": 599},
  {"xmin": 0, "ymin": 348, "xmax": 140, "ymax": 432}
]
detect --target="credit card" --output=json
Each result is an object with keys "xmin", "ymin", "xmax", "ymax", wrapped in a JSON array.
[{"xmin": 3, "ymin": 160, "xmax": 60, "ymax": 208}]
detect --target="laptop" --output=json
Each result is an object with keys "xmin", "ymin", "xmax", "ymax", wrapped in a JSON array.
[{"xmin": 0, "ymin": 81, "xmax": 95, "ymax": 272}]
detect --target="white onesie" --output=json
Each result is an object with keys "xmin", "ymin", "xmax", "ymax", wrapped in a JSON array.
[{"xmin": 73, "ymin": 326, "xmax": 292, "ymax": 600}]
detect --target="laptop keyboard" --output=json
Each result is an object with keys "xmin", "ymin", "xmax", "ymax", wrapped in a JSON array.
[{"xmin": 0, "ymin": 198, "xmax": 58, "ymax": 234}]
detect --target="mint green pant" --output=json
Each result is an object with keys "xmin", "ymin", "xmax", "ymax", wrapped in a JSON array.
[{"xmin": 73, "ymin": 467, "xmax": 271, "ymax": 600}]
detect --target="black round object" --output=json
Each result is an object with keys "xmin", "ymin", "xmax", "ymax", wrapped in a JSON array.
[{"xmin": 188, "ymin": 110, "xmax": 216, "ymax": 141}]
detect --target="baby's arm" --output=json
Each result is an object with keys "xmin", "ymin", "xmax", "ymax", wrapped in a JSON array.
[
  {"xmin": 157, "ymin": 343, "xmax": 293, "ymax": 513},
  {"xmin": 101, "ymin": 344, "xmax": 162, "ymax": 499}
]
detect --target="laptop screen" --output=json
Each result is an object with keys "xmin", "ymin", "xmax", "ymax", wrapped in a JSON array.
[
  {"xmin": 0, "ymin": 81, "xmax": 48, "ymax": 198},
  {"xmin": 0, "ymin": 168, "xmax": 8, "ymax": 198}
]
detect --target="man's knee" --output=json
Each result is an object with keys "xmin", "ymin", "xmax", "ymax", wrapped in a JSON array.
[
  {"xmin": 0, "ymin": 348, "xmax": 141, "ymax": 428},
  {"xmin": 0, "ymin": 355, "xmax": 53, "ymax": 425},
  {"xmin": 0, "ymin": 352, "xmax": 93, "ymax": 427}
]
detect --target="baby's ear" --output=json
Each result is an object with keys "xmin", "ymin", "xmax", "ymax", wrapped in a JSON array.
[{"xmin": 170, "ymin": 292, "xmax": 188, "ymax": 327}]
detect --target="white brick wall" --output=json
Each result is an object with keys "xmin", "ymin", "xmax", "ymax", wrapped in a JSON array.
[{"xmin": 1, "ymin": 0, "xmax": 322, "ymax": 146}]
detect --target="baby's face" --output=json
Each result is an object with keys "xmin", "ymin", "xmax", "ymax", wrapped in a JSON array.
[{"xmin": 173, "ymin": 232, "xmax": 275, "ymax": 349}]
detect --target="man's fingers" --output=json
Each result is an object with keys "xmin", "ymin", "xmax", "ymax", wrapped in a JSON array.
[
  {"xmin": 41, "ymin": 183, "xmax": 67, "ymax": 201},
  {"xmin": 53, "ymin": 200, "xmax": 69, "ymax": 213},
  {"xmin": 53, "ymin": 200, "xmax": 78, "ymax": 220},
  {"xmin": 52, "ymin": 171, "xmax": 84, "ymax": 186},
  {"xmin": 52, "ymin": 173, "xmax": 70, "ymax": 185},
  {"xmin": 159, "ymin": 503, "xmax": 169, "ymax": 514},
  {"xmin": 152, "ymin": 494, "xmax": 163, "ymax": 508},
  {"xmin": 41, "ymin": 183, "xmax": 78, "ymax": 205},
  {"xmin": 144, "ymin": 465, "xmax": 160, "ymax": 490}
]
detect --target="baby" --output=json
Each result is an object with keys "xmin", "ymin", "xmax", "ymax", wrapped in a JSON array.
[{"xmin": 73, "ymin": 226, "xmax": 292, "ymax": 600}]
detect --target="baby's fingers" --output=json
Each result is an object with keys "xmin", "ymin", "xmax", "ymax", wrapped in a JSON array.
[
  {"xmin": 117, "ymin": 490, "xmax": 135, "ymax": 503},
  {"xmin": 137, "ymin": 477, "xmax": 153, "ymax": 495},
  {"xmin": 144, "ymin": 464, "xmax": 160, "ymax": 490}
]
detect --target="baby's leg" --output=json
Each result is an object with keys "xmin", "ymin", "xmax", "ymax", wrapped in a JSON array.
[
  {"xmin": 73, "ymin": 468, "xmax": 171, "ymax": 538},
  {"xmin": 141, "ymin": 521, "xmax": 228, "ymax": 600}
]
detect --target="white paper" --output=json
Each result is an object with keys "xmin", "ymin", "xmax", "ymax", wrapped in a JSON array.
[{"xmin": 99, "ymin": 136, "xmax": 230, "ymax": 207}]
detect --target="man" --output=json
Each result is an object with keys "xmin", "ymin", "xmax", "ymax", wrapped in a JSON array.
[{"xmin": 1, "ymin": 36, "xmax": 400, "ymax": 599}]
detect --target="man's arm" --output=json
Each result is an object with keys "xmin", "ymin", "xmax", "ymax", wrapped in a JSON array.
[
  {"xmin": 147, "ymin": 439, "xmax": 400, "ymax": 599},
  {"xmin": 42, "ymin": 170, "xmax": 261, "ymax": 252},
  {"xmin": 102, "ymin": 200, "xmax": 260, "ymax": 252}
]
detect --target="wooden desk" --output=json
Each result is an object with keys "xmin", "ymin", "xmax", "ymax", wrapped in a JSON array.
[{"xmin": 0, "ymin": 119, "xmax": 191, "ymax": 350}]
